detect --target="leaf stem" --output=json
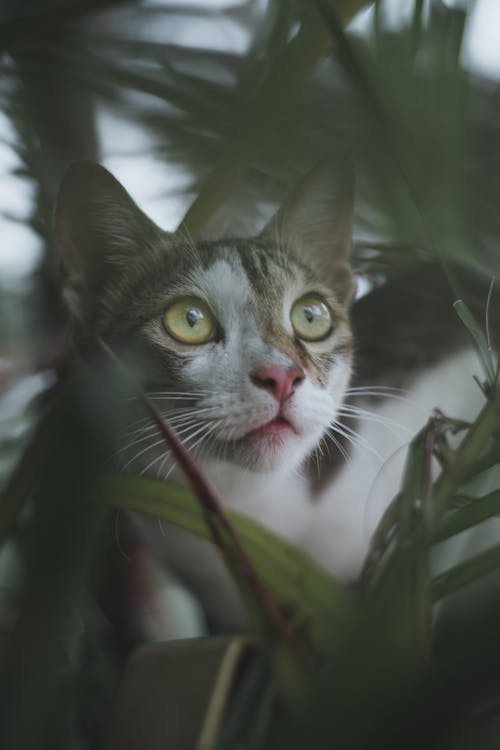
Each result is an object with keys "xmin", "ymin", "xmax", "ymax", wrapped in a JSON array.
[
  {"xmin": 432, "ymin": 388, "xmax": 500, "ymax": 523},
  {"xmin": 98, "ymin": 338, "xmax": 306, "ymax": 662}
]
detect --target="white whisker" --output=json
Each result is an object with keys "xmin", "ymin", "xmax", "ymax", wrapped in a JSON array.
[
  {"xmin": 323, "ymin": 432, "xmax": 350, "ymax": 465},
  {"xmin": 346, "ymin": 385, "xmax": 411, "ymax": 395},
  {"xmin": 186, "ymin": 421, "xmax": 221, "ymax": 457},
  {"xmin": 328, "ymin": 421, "xmax": 383, "ymax": 462},
  {"xmin": 336, "ymin": 404, "xmax": 412, "ymax": 435},
  {"xmin": 114, "ymin": 510, "xmax": 131, "ymax": 561},
  {"xmin": 138, "ymin": 419, "xmax": 219, "ymax": 476},
  {"xmin": 345, "ymin": 387, "xmax": 423, "ymax": 409},
  {"xmin": 145, "ymin": 391, "xmax": 216, "ymax": 401},
  {"xmin": 113, "ymin": 428, "xmax": 158, "ymax": 460},
  {"xmin": 121, "ymin": 418, "xmax": 209, "ymax": 472},
  {"xmin": 121, "ymin": 436, "xmax": 168, "ymax": 471},
  {"xmin": 139, "ymin": 449, "xmax": 172, "ymax": 477}
]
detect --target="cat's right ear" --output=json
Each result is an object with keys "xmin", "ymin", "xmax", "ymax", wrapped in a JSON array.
[
  {"xmin": 55, "ymin": 161, "xmax": 163, "ymax": 323},
  {"xmin": 260, "ymin": 159, "xmax": 355, "ymax": 303}
]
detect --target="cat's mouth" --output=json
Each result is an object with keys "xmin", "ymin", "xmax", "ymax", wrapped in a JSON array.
[{"xmin": 242, "ymin": 414, "xmax": 298, "ymax": 441}]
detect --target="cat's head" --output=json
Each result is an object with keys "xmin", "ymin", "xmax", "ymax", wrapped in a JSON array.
[{"xmin": 55, "ymin": 160, "xmax": 354, "ymax": 473}]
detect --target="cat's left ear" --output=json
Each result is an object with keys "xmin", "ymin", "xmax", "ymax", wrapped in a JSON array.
[
  {"xmin": 55, "ymin": 161, "xmax": 165, "ymax": 324},
  {"xmin": 260, "ymin": 159, "xmax": 355, "ymax": 303}
]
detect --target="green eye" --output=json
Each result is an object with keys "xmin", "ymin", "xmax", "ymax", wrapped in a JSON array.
[
  {"xmin": 290, "ymin": 295, "xmax": 333, "ymax": 341},
  {"xmin": 163, "ymin": 297, "xmax": 216, "ymax": 344}
]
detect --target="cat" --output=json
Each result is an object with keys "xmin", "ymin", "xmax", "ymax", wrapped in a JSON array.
[{"xmin": 55, "ymin": 159, "xmax": 493, "ymax": 631}]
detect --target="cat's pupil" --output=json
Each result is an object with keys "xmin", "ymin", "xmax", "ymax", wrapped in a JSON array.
[
  {"xmin": 304, "ymin": 305, "xmax": 315, "ymax": 324},
  {"xmin": 186, "ymin": 308, "xmax": 202, "ymax": 328}
]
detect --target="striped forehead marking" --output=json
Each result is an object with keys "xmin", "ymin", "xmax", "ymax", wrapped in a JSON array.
[
  {"xmin": 237, "ymin": 241, "xmax": 295, "ymax": 294},
  {"xmin": 190, "ymin": 256, "xmax": 252, "ymax": 304}
]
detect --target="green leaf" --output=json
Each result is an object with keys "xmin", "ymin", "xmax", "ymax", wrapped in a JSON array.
[
  {"xmin": 431, "ymin": 541, "xmax": 500, "ymax": 601},
  {"xmin": 180, "ymin": 0, "xmax": 372, "ymax": 235},
  {"xmin": 431, "ymin": 387, "xmax": 500, "ymax": 522},
  {"xmin": 453, "ymin": 299, "xmax": 496, "ymax": 386},
  {"xmin": 369, "ymin": 427, "xmax": 431, "ymax": 662},
  {"xmin": 101, "ymin": 473, "xmax": 357, "ymax": 652},
  {"xmin": 433, "ymin": 490, "xmax": 500, "ymax": 543}
]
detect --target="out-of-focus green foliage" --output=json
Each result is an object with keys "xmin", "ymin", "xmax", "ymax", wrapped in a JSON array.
[
  {"xmin": 1, "ymin": 0, "xmax": 500, "ymax": 748},
  {"xmin": 104, "ymin": 378, "xmax": 500, "ymax": 748},
  {"xmin": 104, "ymin": 472, "xmax": 357, "ymax": 655}
]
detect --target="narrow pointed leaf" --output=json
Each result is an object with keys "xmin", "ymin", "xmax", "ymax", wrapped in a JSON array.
[
  {"xmin": 453, "ymin": 299, "xmax": 496, "ymax": 385},
  {"xmin": 432, "ymin": 541, "xmax": 500, "ymax": 601},
  {"xmin": 433, "ymin": 490, "xmax": 500, "ymax": 543},
  {"xmin": 102, "ymin": 473, "xmax": 357, "ymax": 651}
]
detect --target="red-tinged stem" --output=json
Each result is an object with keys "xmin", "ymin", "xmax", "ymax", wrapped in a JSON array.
[{"xmin": 98, "ymin": 338, "xmax": 306, "ymax": 662}]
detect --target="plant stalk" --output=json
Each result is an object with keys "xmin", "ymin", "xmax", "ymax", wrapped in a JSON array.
[
  {"xmin": 98, "ymin": 338, "xmax": 307, "ymax": 663},
  {"xmin": 432, "ymin": 387, "xmax": 500, "ymax": 523}
]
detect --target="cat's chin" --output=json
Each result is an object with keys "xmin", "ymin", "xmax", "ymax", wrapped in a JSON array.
[{"xmin": 213, "ymin": 428, "xmax": 311, "ymax": 473}]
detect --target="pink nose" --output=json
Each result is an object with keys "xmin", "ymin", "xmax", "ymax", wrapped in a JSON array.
[{"xmin": 250, "ymin": 365, "xmax": 305, "ymax": 402}]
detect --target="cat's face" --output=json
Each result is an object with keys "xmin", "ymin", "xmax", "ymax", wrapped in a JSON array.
[{"xmin": 55, "ymin": 161, "xmax": 354, "ymax": 473}]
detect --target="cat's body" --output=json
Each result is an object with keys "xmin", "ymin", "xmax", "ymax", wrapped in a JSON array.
[
  {"xmin": 55, "ymin": 160, "xmax": 497, "ymax": 632},
  {"xmin": 137, "ymin": 321, "xmax": 485, "ymax": 630}
]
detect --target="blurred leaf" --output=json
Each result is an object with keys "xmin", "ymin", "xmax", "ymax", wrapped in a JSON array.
[
  {"xmin": 100, "ymin": 340, "xmax": 309, "ymax": 668},
  {"xmin": 432, "ymin": 387, "xmax": 500, "ymax": 523},
  {"xmin": 454, "ymin": 299, "xmax": 497, "ymax": 387},
  {"xmin": 366, "ymin": 426, "xmax": 431, "ymax": 664},
  {"xmin": 179, "ymin": 0, "xmax": 372, "ymax": 235},
  {"xmin": 432, "ymin": 541, "xmax": 500, "ymax": 602},
  {"xmin": 0, "ymin": 0, "xmax": 132, "ymax": 50},
  {"xmin": 103, "ymin": 473, "xmax": 357, "ymax": 653},
  {"xmin": 0, "ymin": 371, "xmax": 114, "ymax": 750},
  {"xmin": 434, "ymin": 490, "xmax": 500, "ymax": 543},
  {"xmin": 0, "ymin": 403, "xmax": 50, "ymax": 546}
]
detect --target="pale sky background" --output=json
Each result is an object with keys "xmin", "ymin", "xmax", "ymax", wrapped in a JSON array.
[{"xmin": 0, "ymin": 0, "xmax": 499, "ymax": 281}]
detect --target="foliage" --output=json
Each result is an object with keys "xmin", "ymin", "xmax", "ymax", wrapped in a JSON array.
[{"xmin": 1, "ymin": 0, "xmax": 500, "ymax": 748}]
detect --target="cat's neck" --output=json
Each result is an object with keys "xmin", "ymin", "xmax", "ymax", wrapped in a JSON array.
[{"xmin": 171, "ymin": 458, "xmax": 313, "ymax": 542}]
